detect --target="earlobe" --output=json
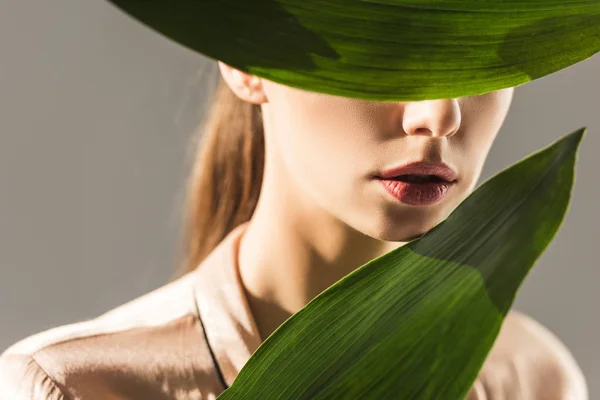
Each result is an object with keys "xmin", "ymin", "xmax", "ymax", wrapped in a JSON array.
[{"xmin": 217, "ymin": 61, "xmax": 268, "ymax": 104}]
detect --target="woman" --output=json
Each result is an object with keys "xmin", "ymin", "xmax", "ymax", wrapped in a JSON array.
[{"xmin": 0, "ymin": 61, "xmax": 588, "ymax": 399}]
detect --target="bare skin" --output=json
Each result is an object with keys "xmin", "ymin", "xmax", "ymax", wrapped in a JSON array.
[{"xmin": 218, "ymin": 62, "xmax": 588, "ymax": 399}]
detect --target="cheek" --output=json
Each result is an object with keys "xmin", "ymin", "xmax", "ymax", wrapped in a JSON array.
[
  {"xmin": 268, "ymin": 92, "xmax": 379, "ymax": 201},
  {"xmin": 458, "ymin": 93, "xmax": 513, "ymax": 182}
]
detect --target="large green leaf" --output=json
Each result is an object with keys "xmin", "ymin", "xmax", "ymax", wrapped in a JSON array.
[
  {"xmin": 108, "ymin": 0, "xmax": 600, "ymax": 101},
  {"xmin": 216, "ymin": 127, "xmax": 585, "ymax": 399}
]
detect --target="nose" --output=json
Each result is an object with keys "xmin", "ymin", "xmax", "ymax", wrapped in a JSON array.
[{"xmin": 401, "ymin": 98, "xmax": 461, "ymax": 138}]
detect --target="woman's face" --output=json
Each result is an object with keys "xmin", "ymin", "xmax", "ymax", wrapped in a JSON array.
[
  {"xmin": 262, "ymin": 82, "xmax": 514, "ymax": 241},
  {"xmin": 222, "ymin": 65, "xmax": 514, "ymax": 241}
]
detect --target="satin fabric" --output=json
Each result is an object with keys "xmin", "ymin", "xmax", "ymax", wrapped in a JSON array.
[
  {"xmin": 0, "ymin": 223, "xmax": 258, "ymax": 399},
  {"xmin": 0, "ymin": 222, "xmax": 585, "ymax": 399}
]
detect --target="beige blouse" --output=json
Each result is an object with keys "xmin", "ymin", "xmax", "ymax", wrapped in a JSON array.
[{"xmin": 0, "ymin": 222, "xmax": 587, "ymax": 399}]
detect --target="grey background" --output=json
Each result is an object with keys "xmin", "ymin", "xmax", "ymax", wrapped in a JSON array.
[{"xmin": 1, "ymin": 0, "xmax": 598, "ymax": 395}]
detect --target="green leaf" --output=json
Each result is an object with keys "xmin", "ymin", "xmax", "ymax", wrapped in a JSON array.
[
  {"xmin": 216, "ymin": 127, "xmax": 585, "ymax": 399},
  {"xmin": 108, "ymin": 0, "xmax": 600, "ymax": 101}
]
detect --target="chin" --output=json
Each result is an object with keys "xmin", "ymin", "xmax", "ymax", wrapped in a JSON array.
[
  {"xmin": 374, "ymin": 224, "xmax": 434, "ymax": 242},
  {"xmin": 361, "ymin": 203, "xmax": 453, "ymax": 242}
]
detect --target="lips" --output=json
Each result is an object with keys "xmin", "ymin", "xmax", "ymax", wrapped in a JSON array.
[
  {"xmin": 374, "ymin": 161, "xmax": 458, "ymax": 206},
  {"xmin": 375, "ymin": 161, "xmax": 457, "ymax": 183}
]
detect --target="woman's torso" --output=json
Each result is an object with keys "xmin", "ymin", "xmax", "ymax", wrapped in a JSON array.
[{"xmin": 0, "ymin": 223, "xmax": 586, "ymax": 399}]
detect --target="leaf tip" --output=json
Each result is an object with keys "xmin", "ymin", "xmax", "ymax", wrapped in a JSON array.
[{"xmin": 550, "ymin": 127, "xmax": 586, "ymax": 159}]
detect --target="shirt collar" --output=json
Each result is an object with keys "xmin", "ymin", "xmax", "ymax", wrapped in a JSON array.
[{"xmin": 192, "ymin": 222, "xmax": 263, "ymax": 388}]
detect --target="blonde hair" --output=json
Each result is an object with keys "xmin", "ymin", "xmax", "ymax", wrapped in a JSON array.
[{"xmin": 173, "ymin": 77, "xmax": 265, "ymax": 278}]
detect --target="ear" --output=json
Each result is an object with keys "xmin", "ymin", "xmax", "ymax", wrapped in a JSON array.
[{"xmin": 218, "ymin": 61, "xmax": 268, "ymax": 104}]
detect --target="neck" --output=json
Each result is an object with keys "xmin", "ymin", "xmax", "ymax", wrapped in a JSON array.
[{"xmin": 238, "ymin": 132, "xmax": 407, "ymax": 342}]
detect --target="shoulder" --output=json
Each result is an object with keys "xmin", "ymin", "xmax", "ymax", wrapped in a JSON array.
[
  {"xmin": 0, "ymin": 271, "xmax": 222, "ymax": 398},
  {"xmin": 0, "ymin": 353, "xmax": 66, "ymax": 399},
  {"xmin": 469, "ymin": 310, "xmax": 588, "ymax": 400}
]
